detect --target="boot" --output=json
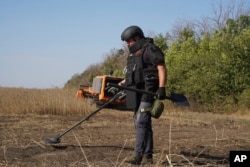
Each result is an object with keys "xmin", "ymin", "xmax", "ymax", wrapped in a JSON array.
[
  {"xmin": 125, "ymin": 155, "xmax": 143, "ymax": 165},
  {"xmin": 141, "ymin": 156, "xmax": 153, "ymax": 165}
]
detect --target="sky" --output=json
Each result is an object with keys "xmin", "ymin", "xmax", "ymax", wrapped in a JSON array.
[{"xmin": 0, "ymin": 0, "xmax": 245, "ymax": 88}]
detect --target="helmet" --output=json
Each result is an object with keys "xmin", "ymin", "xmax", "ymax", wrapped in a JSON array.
[{"xmin": 121, "ymin": 25, "xmax": 144, "ymax": 41}]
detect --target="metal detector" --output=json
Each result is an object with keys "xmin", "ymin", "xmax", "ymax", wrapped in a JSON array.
[
  {"xmin": 107, "ymin": 83, "xmax": 189, "ymax": 106},
  {"xmin": 45, "ymin": 91, "xmax": 125, "ymax": 144}
]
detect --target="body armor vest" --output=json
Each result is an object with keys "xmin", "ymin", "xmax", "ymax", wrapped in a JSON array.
[
  {"xmin": 125, "ymin": 45, "xmax": 159, "ymax": 109},
  {"xmin": 125, "ymin": 45, "xmax": 159, "ymax": 87}
]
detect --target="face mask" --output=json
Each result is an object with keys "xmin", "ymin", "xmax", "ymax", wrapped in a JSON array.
[{"xmin": 128, "ymin": 38, "xmax": 146, "ymax": 53}]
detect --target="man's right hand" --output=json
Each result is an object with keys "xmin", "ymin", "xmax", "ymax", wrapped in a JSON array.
[{"xmin": 157, "ymin": 87, "xmax": 166, "ymax": 100}]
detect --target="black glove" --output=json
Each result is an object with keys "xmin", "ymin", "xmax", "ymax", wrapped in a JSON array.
[{"xmin": 157, "ymin": 87, "xmax": 166, "ymax": 100}]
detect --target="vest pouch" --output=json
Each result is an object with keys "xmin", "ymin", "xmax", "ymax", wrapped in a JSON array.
[
  {"xmin": 144, "ymin": 68, "xmax": 158, "ymax": 86},
  {"xmin": 141, "ymin": 68, "xmax": 158, "ymax": 102},
  {"xmin": 125, "ymin": 64, "xmax": 135, "ymax": 85},
  {"xmin": 127, "ymin": 71, "xmax": 134, "ymax": 85},
  {"xmin": 150, "ymin": 99, "xmax": 164, "ymax": 119}
]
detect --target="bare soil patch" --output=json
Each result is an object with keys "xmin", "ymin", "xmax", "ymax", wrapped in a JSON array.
[{"xmin": 1, "ymin": 109, "xmax": 250, "ymax": 166}]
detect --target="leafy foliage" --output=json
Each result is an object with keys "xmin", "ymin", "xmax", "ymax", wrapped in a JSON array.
[
  {"xmin": 65, "ymin": 13, "xmax": 250, "ymax": 112},
  {"xmin": 165, "ymin": 15, "xmax": 250, "ymax": 112}
]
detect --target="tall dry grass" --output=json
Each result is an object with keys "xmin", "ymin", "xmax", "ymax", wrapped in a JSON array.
[
  {"xmin": 1, "ymin": 86, "xmax": 249, "ymax": 118},
  {"xmin": 0, "ymin": 87, "xmax": 94, "ymax": 115}
]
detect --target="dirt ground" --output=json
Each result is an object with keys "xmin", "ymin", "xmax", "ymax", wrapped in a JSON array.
[{"xmin": 0, "ymin": 108, "xmax": 250, "ymax": 167}]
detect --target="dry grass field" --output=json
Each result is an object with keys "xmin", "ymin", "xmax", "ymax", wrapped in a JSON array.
[{"xmin": 0, "ymin": 87, "xmax": 250, "ymax": 167}]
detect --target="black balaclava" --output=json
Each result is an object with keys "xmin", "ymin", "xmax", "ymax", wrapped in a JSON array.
[{"xmin": 128, "ymin": 38, "xmax": 146, "ymax": 53}]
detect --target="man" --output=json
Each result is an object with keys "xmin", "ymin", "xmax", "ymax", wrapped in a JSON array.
[{"xmin": 120, "ymin": 25, "xmax": 167, "ymax": 165}]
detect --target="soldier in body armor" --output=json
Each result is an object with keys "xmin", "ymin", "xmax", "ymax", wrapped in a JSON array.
[{"xmin": 119, "ymin": 25, "xmax": 167, "ymax": 165}]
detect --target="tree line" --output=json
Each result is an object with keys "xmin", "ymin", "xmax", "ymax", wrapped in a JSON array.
[{"xmin": 65, "ymin": 1, "xmax": 250, "ymax": 112}]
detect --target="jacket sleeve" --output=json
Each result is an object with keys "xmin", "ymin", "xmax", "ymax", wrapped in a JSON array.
[{"xmin": 147, "ymin": 44, "xmax": 165, "ymax": 65}]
